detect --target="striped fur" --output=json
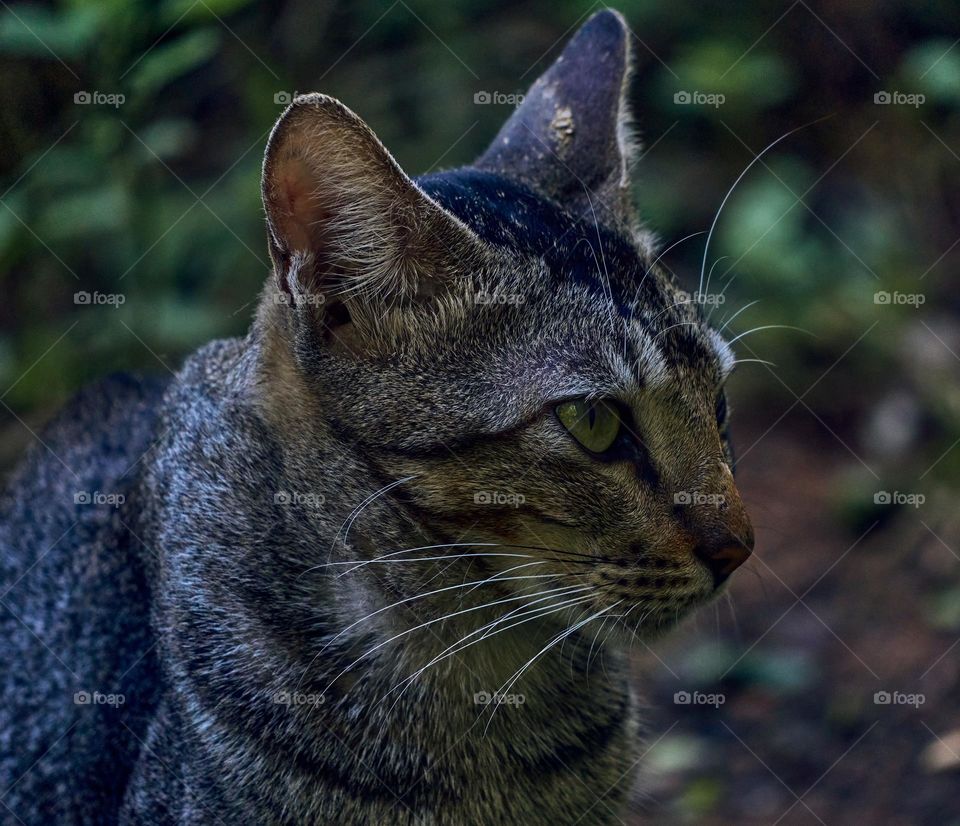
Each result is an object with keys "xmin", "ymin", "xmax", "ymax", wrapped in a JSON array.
[{"xmin": 0, "ymin": 10, "xmax": 752, "ymax": 825}]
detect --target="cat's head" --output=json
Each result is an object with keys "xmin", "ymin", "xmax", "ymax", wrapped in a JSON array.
[{"xmin": 257, "ymin": 10, "xmax": 753, "ymax": 637}]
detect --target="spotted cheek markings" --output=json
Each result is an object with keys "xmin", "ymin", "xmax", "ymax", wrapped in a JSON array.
[{"xmin": 592, "ymin": 558, "xmax": 711, "ymax": 616}]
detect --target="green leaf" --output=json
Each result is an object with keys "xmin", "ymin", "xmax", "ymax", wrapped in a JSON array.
[
  {"xmin": 925, "ymin": 588, "xmax": 960, "ymax": 631},
  {"xmin": 127, "ymin": 28, "xmax": 221, "ymax": 99},
  {"xmin": 903, "ymin": 40, "xmax": 960, "ymax": 105},
  {"xmin": 0, "ymin": 4, "xmax": 103, "ymax": 59},
  {"xmin": 134, "ymin": 119, "xmax": 199, "ymax": 161},
  {"xmin": 160, "ymin": 0, "xmax": 257, "ymax": 26},
  {"xmin": 664, "ymin": 42, "xmax": 796, "ymax": 111},
  {"xmin": 35, "ymin": 183, "xmax": 131, "ymax": 241}
]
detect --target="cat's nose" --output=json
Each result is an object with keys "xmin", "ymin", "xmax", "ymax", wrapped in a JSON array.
[{"xmin": 694, "ymin": 530, "xmax": 754, "ymax": 587}]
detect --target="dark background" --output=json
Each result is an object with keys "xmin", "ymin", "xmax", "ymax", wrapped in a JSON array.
[{"xmin": 1, "ymin": 1, "xmax": 959, "ymax": 824}]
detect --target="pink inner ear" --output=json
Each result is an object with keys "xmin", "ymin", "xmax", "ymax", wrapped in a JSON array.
[{"xmin": 275, "ymin": 157, "xmax": 320, "ymax": 253}]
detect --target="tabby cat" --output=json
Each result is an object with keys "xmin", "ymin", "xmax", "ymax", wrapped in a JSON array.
[{"xmin": 0, "ymin": 9, "xmax": 753, "ymax": 825}]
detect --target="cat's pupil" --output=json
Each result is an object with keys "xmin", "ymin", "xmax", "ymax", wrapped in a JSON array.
[{"xmin": 589, "ymin": 405, "xmax": 597, "ymax": 428}]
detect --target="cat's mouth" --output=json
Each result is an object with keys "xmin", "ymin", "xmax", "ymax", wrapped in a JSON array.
[
  {"xmin": 586, "ymin": 566, "xmax": 718, "ymax": 639},
  {"xmin": 452, "ymin": 516, "xmax": 752, "ymax": 641},
  {"xmin": 464, "ymin": 549, "xmax": 717, "ymax": 641}
]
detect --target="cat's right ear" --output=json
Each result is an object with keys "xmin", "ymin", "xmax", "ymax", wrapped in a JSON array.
[{"xmin": 261, "ymin": 94, "xmax": 482, "ymax": 345}]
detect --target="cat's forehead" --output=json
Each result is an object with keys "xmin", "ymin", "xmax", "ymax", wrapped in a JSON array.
[
  {"xmin": 420, "ymin": 169, "xmax": 641, "ymax": 299},
  {"xmin": 419, "ymin": 169, "xmax": 730, "ymax": 388}
]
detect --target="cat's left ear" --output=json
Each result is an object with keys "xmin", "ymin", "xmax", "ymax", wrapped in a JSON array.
[{"xmin": 475, "ymin": 9, "xmax": 636, "ymax": 228}]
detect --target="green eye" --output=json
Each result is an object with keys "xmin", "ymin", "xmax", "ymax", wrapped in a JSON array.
[{"xmin": 556, "ymin": 399, "xmax": 622, "ymax": 454}]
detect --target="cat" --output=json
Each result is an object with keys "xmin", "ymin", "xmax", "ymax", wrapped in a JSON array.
[{"xmin": 0, "ymin": 9, "xmax": 753, "ymax": 825}]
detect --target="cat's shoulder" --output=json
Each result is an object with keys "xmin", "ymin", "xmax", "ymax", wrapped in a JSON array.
[
  {"xmin": 1, "ymin": 370, "xmax": 168, "ymax": 571},
  {"xmin": 2, "ymin": 372, "xmax": 169, "ymax": 506}
]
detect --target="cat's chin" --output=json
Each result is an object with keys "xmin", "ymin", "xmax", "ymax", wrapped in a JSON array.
[
  {"xmin": 599, "ymin": 588, "xmax": 719, "ymax": 644},
  {"xmin": 621, "ymin": 612, "xmax": 693, "ymax": 643}
]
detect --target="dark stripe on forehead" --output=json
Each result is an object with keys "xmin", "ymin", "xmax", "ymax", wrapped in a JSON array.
[
  {"xmin": 418, "ymin": 168, "xmax": 643, "ymax": 314},
  {"xmin": 417, "ymin": 168, "xmax": 720, "ymax": 376},
  {"xmin": 657, "ymin": 320, "xmax": 719, "ymax": 373}
]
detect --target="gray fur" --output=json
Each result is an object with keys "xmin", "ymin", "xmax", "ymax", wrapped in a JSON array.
[{"xmin": 0, "ymin": 10, "xmax": 752, "ymax": 825}]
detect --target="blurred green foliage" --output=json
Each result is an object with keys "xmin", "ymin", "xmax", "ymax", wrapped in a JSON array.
[{"xmin": 1, "ymin": 0, "xmax": 959, "ymax": 492}]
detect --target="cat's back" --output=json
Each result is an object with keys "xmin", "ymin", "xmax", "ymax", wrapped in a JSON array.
[{"xmin": 0, "ymin": 372, "xmax": 168, "ymax": 825}]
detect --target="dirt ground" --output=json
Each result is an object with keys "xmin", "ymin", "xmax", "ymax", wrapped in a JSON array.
[{"xmin": 630, "ymin": 411, "xmax": 960, "ymax": 826}]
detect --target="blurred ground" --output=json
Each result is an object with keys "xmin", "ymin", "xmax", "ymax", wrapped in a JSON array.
[{"xmin": 632, "ymin": 412, "xmax": 960, "ymax": 826}]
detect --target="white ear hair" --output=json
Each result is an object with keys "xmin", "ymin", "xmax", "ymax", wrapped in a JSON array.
[{"xmin": 262, "ymin": 93, "xmax": 482, "ymax": 305}]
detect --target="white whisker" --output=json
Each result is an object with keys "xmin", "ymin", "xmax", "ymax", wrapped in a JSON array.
[
  {"xmin": 314, "ymin": 574, "xmax": 581, "ymax": 695},
  {"xmin": 726, "ymin": 324, "xmax": 811, "ymax": 345},
  {"xmin": 717, "ymin": 299, "xmax": 760, "ymax": 333},
  {"xmin": 330, "ymin": 475, "xmax": 416, "ymax": 557},
  {"xmin": 654, "ymin": 321, "xmax": 700, "ymax": 341},
  {"xmin": 699, "ymin": 122, "xmax": 819, "ymax": 299},
  {"xmin": 385, "ymin": 588, "xmax": 595, "ymax": 707},
  {"xmin": 481, "ymin": 600, "xmax": 622, "ymax": 734},
  {"xmin": 730, "ymin": 358, "xmax": 776, "ymax": 367},
  {"xmin": 633, "ymin": 231, "xmax": 707, "ymax": 306},
  {"xmin": 461, "ymin": 559, "xmax": 553, "ymax": 596},
  {"xmin": 320, "ymin": 569, "xmax": 558, "ymax": 656},
  {"xmin": 334, "ymin": 543, "xmax": 507, "ymax": 578}
]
